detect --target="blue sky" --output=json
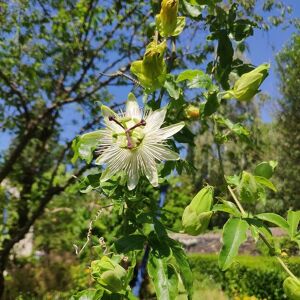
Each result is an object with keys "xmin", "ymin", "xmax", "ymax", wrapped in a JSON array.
[
  {"xmin": 246, "ymin": 0, "xmax": 300, "ymax": 121},
  {"xmin": 1, "ymin": 2, "xmax": 299, "ymax": 153}
]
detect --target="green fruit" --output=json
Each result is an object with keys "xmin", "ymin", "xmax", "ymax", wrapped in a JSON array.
[{"xmin": 283, "ymin": 277, "xmax": 300, "ymax": 300}]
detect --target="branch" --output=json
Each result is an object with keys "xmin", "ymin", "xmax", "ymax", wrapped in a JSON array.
[
  {"xmin": 66, "ymin": 4, "xmax": 138, "ymax": 97},
  {"xmin": 1, "ymin": 164, "xmax": 89, "ymax": 259},
  {"xmin": 0, "ymin": 70, "xmax": 29, "ymax": 119}
]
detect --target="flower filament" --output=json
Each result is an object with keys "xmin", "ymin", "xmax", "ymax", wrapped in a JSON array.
[{"xmin": 109, "ymin": 116, "xmax": 146, "ymax": 149}]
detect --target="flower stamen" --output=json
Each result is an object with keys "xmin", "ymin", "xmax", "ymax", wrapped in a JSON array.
[
  {"xmin": 125, "ymin": 119, "xmax": 146, "ymax": 149},
  {"xmin": 108, "ymin": 116, "xmax": 125, "ymax": 129}
]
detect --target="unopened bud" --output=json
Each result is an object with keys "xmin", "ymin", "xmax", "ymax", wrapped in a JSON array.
[
  {"xmin": 222, "ymin": 63, "xmax": 270, "ymax": 101},
  {"xmin": 156, "ymin": 0, "xmax": 178, "ymax": 37},
  {"xmin": 130, "ymin": 41, "xmax": 167, "ymax": 91},
  {"xmin": 185, "ymin": 105, "xmax": 200, "ymax": 120},
  {"xmin": 91, "ymin": 256, "xmax": 127, "ymax": 293},
  {"xmin": 182, "ymin": 186, "xmax": 214, "ymax": 235}
]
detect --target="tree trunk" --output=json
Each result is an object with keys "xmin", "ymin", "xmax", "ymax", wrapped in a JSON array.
[
  {"xmin": 0, "ymin": 250, "xmax": 9, "ymax": 300},
  {"xmin": 0, "ymin": 270, "xmax": 4, "ymax": 300}
]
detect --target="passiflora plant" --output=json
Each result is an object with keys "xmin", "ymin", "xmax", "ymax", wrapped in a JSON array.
[{"xmin": 71, "ymin": 1, "xmax": 300, "ymax": 299}]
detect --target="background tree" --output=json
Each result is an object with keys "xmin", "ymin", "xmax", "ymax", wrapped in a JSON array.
[
  {"xmin": 275, "ymin": 32, "xmax": 300, "ymax": 211},
  {"xmin": 0, "ymin": 0, "xmax": 296, "ymax": 298}
]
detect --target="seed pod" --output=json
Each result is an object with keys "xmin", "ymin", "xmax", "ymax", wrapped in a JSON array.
[
  {"xmin": 130, "ymin": 40, "xmax": 167, "ymax": 91},
  {"xmin": 91, "ymin": 256, "xmax": 127, "ymax": 293},
  {"xmin": 182, "ymin": 186, "xmax": 214, "ymax": 235},
  {"xmin": 283, "ymin": 277, "xmax": 300, "ymax": 300},
  {"xmin": 223, "ymin": 63, "xmax": 270, "ymax": 101}
]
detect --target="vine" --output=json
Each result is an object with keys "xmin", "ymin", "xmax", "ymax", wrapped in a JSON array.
[{"xmin": 70, "ymin": 1, "xmax": 300, "ymax": 299}]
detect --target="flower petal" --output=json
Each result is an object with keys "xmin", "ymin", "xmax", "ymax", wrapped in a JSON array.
[
  {"xmin": 126, "ymin": 93, "xmax": 142, "ymax": 119},
  {"xmin": 139, "ymin": 151, "xmax": 158, "ymax": 187},
  {"xmin": 144, "ymin": 106, "xmax": 167, "ymax": 133},
  {"xmin": 101, "ymin": 105, "xmax": 118, "ymax": 118},
  {"xmin": 157, "ymin": 121, "xmax": 185, "ymax": 139},
  {"xmin": 127, "ymin": 153, "xmax": 140, "ymax": 190},
  {"xmin": 145, "ymin": 144, "xmax": 180, "ymax": 161}
]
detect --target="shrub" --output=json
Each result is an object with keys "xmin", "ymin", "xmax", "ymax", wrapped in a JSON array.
[{"xmin": 189, "ymin": 254, "xmax": 300, "ymax": 300}]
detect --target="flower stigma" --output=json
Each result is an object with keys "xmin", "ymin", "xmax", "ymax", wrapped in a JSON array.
[{"xmin": 109, "ymin": 116, "xmax": 146, "ymax": 150}]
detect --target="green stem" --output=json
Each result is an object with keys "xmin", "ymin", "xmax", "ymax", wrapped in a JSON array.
[
  {"xmin": 213, "ymin": 119, "xmax": 226, "ymax": 183},
  {"xmin": 227, "ymin": 185, "xmax": 299, "ymax": 283},
  {"xmin": 227, "ymin": 185, "xmax": 246, "ymax": 215},
  {"xmin": 276, "ymin": 256, "xmax": 300, "ymax": 283}
]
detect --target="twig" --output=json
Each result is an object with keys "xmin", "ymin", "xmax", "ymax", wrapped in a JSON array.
[
  {"xmin": 98, "ymin": 70, "xmax": 143, "ymax": 89},
  {"xmin": 227, "ymin": 185, "xmax": 246, "ymax": 215}
]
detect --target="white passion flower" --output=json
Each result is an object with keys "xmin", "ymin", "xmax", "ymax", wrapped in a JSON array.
[{"xmin": 96, "ymin": 93, "xmax": 185, "ymax": 190}]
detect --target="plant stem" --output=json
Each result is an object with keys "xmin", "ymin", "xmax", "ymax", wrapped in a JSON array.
[
  {"xmin": 227, "ymin": 185, "xmax": 246, "ymax": 215},
  {"xmin": 213, "ymin": 118, "xmax": 225, "ymax": 183},
  {"xmin": 227, "ymin": 185, "xmax": 300, "ymax": 282},
  {"xmin": 276, "ymin": 256, "xmax": 300, "ymax": 283}
]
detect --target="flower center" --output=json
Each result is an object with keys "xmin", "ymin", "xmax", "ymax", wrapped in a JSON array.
[{"xmin": 109, "ymin": 116, "xmax": 146, "ymax": 150}]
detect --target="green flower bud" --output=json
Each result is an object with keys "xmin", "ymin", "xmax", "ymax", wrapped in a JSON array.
[
  {"xmin": 130, "ymin": 40, "xmax": 167, "ymax": 91},
  {"xmin": 182, "ymin": 186, "xmax": 214, "ymax": 235},
  {"xmin": 283, "ymin": 277, "xmax": 300, "ymax": 300},
  {"xmin": 91, "ymin": 256, "xmax": 127, "ymax": 293},
  {"xmin": 156, "ymin": 0, "xmax": 178, "ymax": 37},
  {"xmin": 155, "ymin": 0, "xmax": 185, "ymax": 37},
  {"xmin": 223, "ymin": 63, "xmax": 270, "ymax": 101}
]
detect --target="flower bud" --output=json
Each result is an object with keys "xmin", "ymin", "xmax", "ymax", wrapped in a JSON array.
[
  {"xmin": 283, "ymin": 277, "xmax": 300, "ymax": 300},
  {"xmin": 182, "ymin": 186, "xmax": 214, "ymax": 235},
  {"xmin": 91, "ymin": 256, "xmax": 127, "ymax": 293},
  {"xmin": 130, "ymin": 40, "xmax": 167, "ymax": 91},
  {"xmin": 185, "ymin": 105, "xmax": 200, "ymax": 120},
  {"xmin": 156, "ymin": 0, "xmax": 178, "ymax": 37},
  {"xmin": 222, "ymin": 63, "xmax": 270, "ymax": 101}
]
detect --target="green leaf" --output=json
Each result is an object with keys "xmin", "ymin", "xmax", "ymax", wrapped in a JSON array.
[
  {"xmin": 147, "ymin": 252, "xmax": 179, "ymax": 300},
  {"xmin": 71, "ymin": 289, "xmax": 104, "ymax": 300},
  {"xmin": 174, "ymin": 126, "xmax": 195, "ymax": 145},
  {"xmin": 256, "ymin": 213, "xmax": 289, "ymax": 231},
  {"xmin": 79, "ymin": 173, "xmax": 101, "ymax": 193},
  {"xmin": 177, "ymin": 69, "xmax": 204, "ymax": 82},
  {"xmin": 254, "ymin": 161, "xmax": 277, "ymax": 179},
  {"xmin": 168, "ymin": 239, "xmax": 193, "ymax": 300},
  {"xmin": 212, "ymin": 200, "xmax": 241, "ymax": 217},
  {"xmin": 114, "ymin": 234, "xmax": 146, "ymax": 253},
  {"xmin": 173, "ymin": 17, "xmax": 186, "ymax": 36},
  {"xmin": 182, "ymin": 0, "xmax": 202, "ymax": 18},
  {"xmin": 201, "ymin": 92, "xmax": 219, "ymax": 117},
  {"xmin": 246, "ymin": 218, "xmax": 274, "ymax": 245},
  {"xmin": 72, "ymin": 130, "xmax": 102, "ymax": 164},
  {"xmin": 176, "ymin": 69, "xmax": 214, "ymax": 90},
  {"xmin": 217, "ymin": 33, "xmax": 233, "ymax": 68},
  {"xmin": 254, "ymin": 176, "xmax": 277, "ymax": 192},
  {"xmin": 287, "ymin": 210, "xmax": 300, "ymax": 239},
  {"xmin": 239, "ymin": 171, "xmax": 258, "ymax": 203},
  {"xmin": 225, "ymin": 174, "xmax": 240, "ymax": 187},
  {"xmin": 164, "ymin": 75, "xmax": 181, "ymax": 100},
  {"xmin": 219, "ymin": 218, "xmax": 249, "ymax": 270}
]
